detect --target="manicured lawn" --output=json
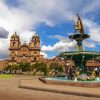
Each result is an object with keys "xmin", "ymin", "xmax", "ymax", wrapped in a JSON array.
[{"xmin": 0, "ymin": 74, "xmax": 14, "ymax": 78}]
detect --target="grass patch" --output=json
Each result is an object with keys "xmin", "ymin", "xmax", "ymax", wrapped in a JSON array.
[{"xmin": 0, "ymin": 74, "xmax": 14, "ymax": 78}]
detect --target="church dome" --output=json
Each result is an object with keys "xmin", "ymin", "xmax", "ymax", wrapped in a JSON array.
[
  {"xmin": 23, "ymin": 41, "xmax": 28, "ymax": 46},
  {"xmin": 20, "ymin": 41, "xmax": 29, "ymax": 49}
]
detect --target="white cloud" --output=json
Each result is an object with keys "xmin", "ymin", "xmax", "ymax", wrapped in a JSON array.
[
  {"xmin": 83, "ymin": 40, "xmax": 96, "ymax": 48},
  {"xmin": 19, "ymin": 31, "xmax": 36, "ymax": 44},
  {"xmin": 40, "ymin": 51, "xmax": 48, "ymax": 58},
  {"xmin": 0, "ymin": 1, "xmax": 32, "ymax": 33},
  {"xmin": 41, "ymin": 38, "xmax": 76, "ymax": 52},
  {"xmin": 82, "ymin": 0, "xmax": 100, "ymax": 14},
  {"xmin": 49, "ymin": 35, "xmax": 74, "ymax": 42},
  {"xmin": 83, "ymin": 19, "xmax": 100, "ymax": 43}
]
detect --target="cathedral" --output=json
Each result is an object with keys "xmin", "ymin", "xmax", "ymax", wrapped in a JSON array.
[{"xmin": 8, "ymin": 32, "xmax": 41, "ymax": 65}]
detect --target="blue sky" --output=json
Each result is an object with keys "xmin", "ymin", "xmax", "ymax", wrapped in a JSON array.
[{"xmin": 0, "ymin": 0, "xmax": 100, "ymax": 59}]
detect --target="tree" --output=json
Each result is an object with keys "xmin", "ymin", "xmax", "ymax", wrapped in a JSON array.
[
  {"xmin": 49, "ymin": 63, "xmax": 64, "ymax": 76},
  {"xmin": 33, "ymin": 62, "xmax": 48, "ymax": 76},
  {"xmin": 41, "ymin": 62, "xmax": 48, "ymax": 76},
  {"xmin": 18, "ymin": 62, "xmax": 31, "ymax": 74},
  {"xmin": 11, "ymin": 64, "xmax": 20, "ymax": 74}
]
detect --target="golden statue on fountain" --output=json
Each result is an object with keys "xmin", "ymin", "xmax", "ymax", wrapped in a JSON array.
[
  {"xmin": 69, "ymin": 14, "xmax": 90, "ymax": 51},
  {"xmin": 75, "ymin": 14, "xmax": 84, "ymax": 35}
]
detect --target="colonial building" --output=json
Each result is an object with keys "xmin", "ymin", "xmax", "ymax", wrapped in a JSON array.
[
  {"xmin": 46, "ymin": 57, "xmax": 100, "ymax": 68},
  {"xmin": 8, "ymin": 32, "xmax": 41, "ymax": 65}
]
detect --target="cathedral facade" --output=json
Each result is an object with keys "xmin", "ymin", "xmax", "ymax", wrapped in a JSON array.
[{"xmin": 8, "ymin": 32, "xmax": 41, "ymax": 65}]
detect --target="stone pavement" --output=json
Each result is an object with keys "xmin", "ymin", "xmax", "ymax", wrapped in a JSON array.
[
  {"xmin": 0, "ymin": 75, "xmax": 100, "ymax": 100},
  {"xmin": 19, "ymin": 78, "xmax": 100, "ymax": 98}
]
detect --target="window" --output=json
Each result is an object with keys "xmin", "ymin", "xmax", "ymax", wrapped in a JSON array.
[
  {"xmin": 12, "ymin": 57, "xmax": 15, "ymax": 60},
  {"xmin": 34, "ymin": 52, "xmax": 37, "ymax": 54},
  {"xmin": 34, "ymin": 42, "xmax": 37, "ymax": 47},
  {"xmin": 13, "ymin": 42, "xmax": 15, "ymax": 46},
  {"xmin": 34, "ymin": 57, "xmax": 36, "ymax": 61}
]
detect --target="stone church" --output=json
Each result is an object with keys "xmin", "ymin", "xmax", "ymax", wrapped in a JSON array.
[{"xmin": 8, "ymin": 32, "xmax": 42, "ymax": 65}]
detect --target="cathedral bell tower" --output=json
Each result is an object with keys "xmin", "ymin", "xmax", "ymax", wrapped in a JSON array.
[
  {"xmin": 29, "ymin": 33, "xmax": 41, "ymax": 63},
  {"xmin": 9, "ymin": 32, "xmax": 21, "ymax": 50},
  {"xmin": 29, "ymin": 33, "xmax": 40, "ymax": 49},
  {"xmin": 9, "ymin": 32, "xmax": 21, "ymax": 64}
]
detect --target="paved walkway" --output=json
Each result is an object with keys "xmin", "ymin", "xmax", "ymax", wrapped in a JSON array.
[
  {"xmin": 0, "ymin": 75, "xmax": 100, "ymax": 100},
  {"xmin": 19, "ymin": 78, "xmax": 100, "ymax": 98}
]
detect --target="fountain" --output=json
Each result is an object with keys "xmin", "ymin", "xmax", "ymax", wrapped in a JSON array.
[
  {"xmin": 58, "ymin": 14, "xmax": 100, "ymax": 80},
  {"xmin": 40, "ymin": 14, "xmax": 100, "ymax": 87}
]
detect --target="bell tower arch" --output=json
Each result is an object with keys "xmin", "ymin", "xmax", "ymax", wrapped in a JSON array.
[
  {"xmin": 9, "ymin": 32, "xmax": 21, "ymax": 49},
  {"xmin": 29, "ymin": 33, "xmax": 40, "ymax": 49}
]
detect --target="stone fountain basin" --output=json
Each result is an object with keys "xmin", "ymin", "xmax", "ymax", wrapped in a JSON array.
[{"xmin": 39, "ymin": 77, "xmax": 100, "ymax": 88}]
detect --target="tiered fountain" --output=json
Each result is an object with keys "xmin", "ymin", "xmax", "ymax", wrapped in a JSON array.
[
  {"xmin": 40, "ymin": 14, "xmax": 100, "ymax": 87},
  {"xmin": 59, "ymin": 14, "xmax": 100, "ymax": 79}
]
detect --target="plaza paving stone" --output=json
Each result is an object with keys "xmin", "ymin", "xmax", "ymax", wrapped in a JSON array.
[{"xmin": 0, "ymin": 75, "xmax": 100, "ymax": 100}]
